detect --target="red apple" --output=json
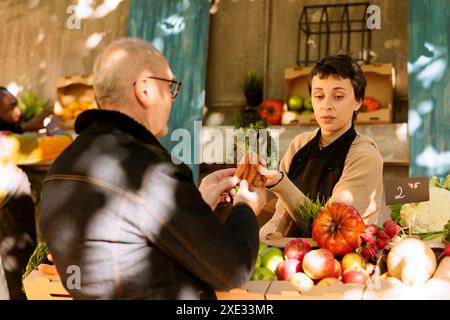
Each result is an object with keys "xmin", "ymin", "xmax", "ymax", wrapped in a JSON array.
[
  {"xmin": 342, "ymin": 269, "xmax": 369, "ymax": 285},
  {"xmin": 302, "ymin": 249, "xmax": 335, "ymax": 280},
  {"xmin": 317, "ymin": 277, "xmax": 343, "ymax": 286},
  {"xmin": 283, "ymin": 238, "xmax": 311, "ymax": 264},
  {"xmin": 341, "ymin": 252, "xmax": 366, "ymax": 271},
  {"xmin": 330, "ymin": 259, "xmax": 342, "ymax": 278},
  {"xmin": 276, "ymin": 259, "xmax": 301, "ymax": 281},
  {"xmin": 289, "ymin": 272, "xmax": 315, "ymax": 292}
]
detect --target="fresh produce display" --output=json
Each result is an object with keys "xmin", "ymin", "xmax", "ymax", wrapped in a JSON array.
[
  {"xmin": 358, "ymin": 220, "xmax": 402, "ymax": 261},
  {"xmin": 396, "ymin": 175, "xmax": 450, "ymax": 234},
  {"xmin": 386, "ymin": 238, "xmax": 437, "ymax": 286},
  {"xmin": 283, "ymin": 238, "xmax": 310, "ymax": 262},
  {"xmin": 312, "ymin": 203, "xmax": 366, "ymax": 256},
  {"xmin": 287, "ymin": 95, "xmax": 303, "ymax": 112},
  {"xmin": 342, "ymin": 269, "xmax": 370, "ymax": 285},
  {"xmin": 260, "ymin": 246, "xmax": 284, "ymax": 272},
  {"xmin": 258, "ymin": 99, "xmax": 283, "ymax": 125},
  {"xmin": 56, "ymin": 100, "xmax": 95, "ymax": 121},
  {"xmin": 302, "ymin": 249, "xmax": 335, "ymax": 280},
  {"xmin": 286, "ymin": 95, "xmax": 314, "ymax": 115},
  {"xmin": 276, "ymin": 259, "xmax": 302, "ymax": 280},
  {"xmin": 304, "ymin": 97, "xmax": 313, "ymax": 111},
  {"xmin": 360, "ymin": 96, "xmax": 381, "ymax": 113},
  {"xmin": 17, "ymin": 91, "xmax": 52, "ymax": 122},
  {"xmin": 289, "ymin": 272, "xmax": 314, "ymax": 291}
]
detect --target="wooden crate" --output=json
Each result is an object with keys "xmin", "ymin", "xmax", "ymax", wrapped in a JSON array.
[
  {"xmin": 55, "ymin": 75, "xmax": 97, "ymax": 130},
  {"xmin": 23, "ymin": 270, "xmax": 72, "ymax": 300},
  {"xmin": 282, "ymin": 63, "xmax": 394, "ymax": 125},
  {"xmin": 215, "ymin": 280, "xmax": 272, "ymax": 300},
  {"xmin": 265, "ymin": 280, "xmax": 365, "ymax": 300}
]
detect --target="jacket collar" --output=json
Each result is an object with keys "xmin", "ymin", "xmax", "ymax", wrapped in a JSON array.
[{"xmin": 75, "ymin": 109, "xmax": 164, "ymax": 148}]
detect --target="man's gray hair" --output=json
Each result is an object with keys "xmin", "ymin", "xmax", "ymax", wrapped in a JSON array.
[{"xmin": 93, "ymin": 38, "xmax": 164, "ymax": 109}]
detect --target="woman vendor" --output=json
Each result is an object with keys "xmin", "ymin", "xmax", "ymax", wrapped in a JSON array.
[{"xmin": 239, "ymin": 54, "xmax": 385, "ymax": 237}]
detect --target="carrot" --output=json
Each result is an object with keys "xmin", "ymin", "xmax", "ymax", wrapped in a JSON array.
[
  {"xmin": 38, "ymin": 263, "xmax": 58, "ymax": 276},
  {"xmin": 234, "ymin": 163, "xmax": 246, "ymax": 179},
  {"xmin": 241, "ymin": 164, "xmax": 249, "ymax": 180},
  {"xmin": 247, "ymin": 164, "xmax": 258, "ymax": 185}
]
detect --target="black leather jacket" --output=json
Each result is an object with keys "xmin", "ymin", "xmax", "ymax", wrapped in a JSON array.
[{"xmin": 40, "ymin": 109, "xmax": 259, "ymax": 300}]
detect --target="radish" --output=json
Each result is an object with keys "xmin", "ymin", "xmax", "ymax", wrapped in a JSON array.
[
  {"xmin": 376, "ymin": 239, "xmax": 388, "ymax": 250},
  {"xmin": 361, "ymin": 231, "xmax": 376, "ymax": 245},
  {"xmin": 366, "ymin": 224, "xmax": 379, "ymax": 235},
  {"xmin": 377, "ymin": 231, "xmax": 389, "ymax": 240},
  {"xmin": 383, "ymin": 220, "xmax": 400, "ymax": 238}
]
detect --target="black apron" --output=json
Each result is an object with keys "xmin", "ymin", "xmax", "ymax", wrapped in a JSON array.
[{"xmin": 288, "ymin": 126, "xmax": 357, "ymax": 202}]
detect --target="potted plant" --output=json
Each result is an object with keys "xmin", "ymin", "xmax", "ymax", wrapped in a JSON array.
[{"xmin": 242, "ymin": 70, "xmax": 263, "ymax": 107}]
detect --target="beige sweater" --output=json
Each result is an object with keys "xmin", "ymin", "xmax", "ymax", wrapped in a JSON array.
[{"xmin": 260, "ymin": 128, "xmax": 384, "ymax": 237}]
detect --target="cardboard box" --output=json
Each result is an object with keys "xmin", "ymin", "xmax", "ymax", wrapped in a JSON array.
[
  {"xmin": 23, "ymin": 270, "xmax": 72, "ymax": 300},
  {"xmin": 55, "ymin": 75, "xmax": 97, "ymax": 129},
  {"xmin": 215, "ymin": 280, "xmax": 272, "ymax": 300},
  {"xmin": 283, "ymin": 63, "xmax": 394, "ymax": 125}
]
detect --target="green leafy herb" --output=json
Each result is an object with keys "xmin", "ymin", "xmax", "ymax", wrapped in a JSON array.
[
  {"xmin": 388, "ymin": 203, "xmax": 402, "ymax": 224},
  {"xmin": 17, "ymin": 91, "xmax": 51, "ymax": 122},
  {"xmin": 242, "ymin": 70, "xmax": 263, "ymax": 92},
  {"xmin": 22, "ymin": 242, "xmax": 49, "ymax": 285},
  {"xmin": 293, "ymin": 196, "xmax": 327, "ymax": 238},
  {"xmin": 416, "ymin": 219, "xmax": 450, "ymax": 243}
]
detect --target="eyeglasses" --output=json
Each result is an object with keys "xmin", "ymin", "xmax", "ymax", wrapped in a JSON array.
[{"xmin": 133, "ymin": 76, "xmax": 182, "ymax": 99}]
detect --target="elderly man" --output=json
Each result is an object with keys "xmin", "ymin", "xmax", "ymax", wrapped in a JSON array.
[{"xmin": 40, "ymin": 38, "xmax": 263, "ymax": 300}]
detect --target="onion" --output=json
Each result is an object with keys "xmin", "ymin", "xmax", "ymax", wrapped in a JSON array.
[{"xmin": 387, "ymin": 238, "xmax": 436, "ymax": 286}]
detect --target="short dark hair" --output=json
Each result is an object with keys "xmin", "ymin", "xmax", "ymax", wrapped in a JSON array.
[
  {"xmin": 308, "ymin": 55, "xmax": 366, "ymax": 121},
  {"xmin": 0, "ymin": 87, "xmax": 10, "ymax": 108}
]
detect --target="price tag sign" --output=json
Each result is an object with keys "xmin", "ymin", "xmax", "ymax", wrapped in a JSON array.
[{"xmin": 384, "ymin": 177, "xmax": 429, "ymax": 205}]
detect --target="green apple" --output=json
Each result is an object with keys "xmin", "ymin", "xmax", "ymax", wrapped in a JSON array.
[
  {"xmin": 261, "ymin": 247, "xmax": 284, "ymax": 272},
  {"xmin": 255, "ymin": 255, "xmax": 262, "ymax": 269},
  {"xmin": 288, "ymin": 95, "xmax": 303, "ymax": 112},
  {"xmin": 258, "ymin": 242, "xmax": 268, "ymax": 256},
  {"xmin": 251, "ymin": 267, "xmax": 275, "ymax": 281},
  {"xmin": 301, "ymin": 110, "xmax": 313, "ymax": 115},
  {"xmin": 304, "ymin": 97, "xmax": 313, "ymax": 110}
]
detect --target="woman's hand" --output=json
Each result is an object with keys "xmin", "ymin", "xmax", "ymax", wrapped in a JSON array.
[
  {"xmin": 198, "ymin": 168, "xmax": 239, "ymax": 211},
  {"xmin": 257, "ymin": 165, "xmax": 283, "ymax": 187}
]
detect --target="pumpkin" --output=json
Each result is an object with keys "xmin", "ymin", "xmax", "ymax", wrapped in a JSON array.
[{"xmin": 312, "ymin": 202, "xmax": 366, "ymax": 257}]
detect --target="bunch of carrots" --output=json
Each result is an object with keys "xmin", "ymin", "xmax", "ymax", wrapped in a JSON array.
[{"xmin": 233, "ymin": 153, "xmax": 268, "ymax": 189}]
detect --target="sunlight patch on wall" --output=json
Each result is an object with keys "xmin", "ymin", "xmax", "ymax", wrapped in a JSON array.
[
  {"xmin": 408, "ymin": 110, "xmax": 422, "ymax": 136},
  {"xmin": 159, "ymin": 15, "xmax": 186, "ymax": 35},
  {"xmin": 94, "ymin": 0, "xmax": 123, "ymax": 18},
  {"xmin": 6, "ymin": 83, "xmax": 23, "ymax": 96},
  {"xmin": 395, "ymin": 123, "xmax": 408, "ymax": 143},
  {"xmin": 415, "ymin": 146, "xmax": 450, "ymax": 176},
  {"xmin": 417, "ymin": 58, "xmax": 446, "ymax": 89},
  {"xmin": 417, "ymin": 100, "xmax": 434, "ymax": 114},
  {"xmin": 85, "ymin": 32, "xmax": 104, "ymax": 49}
]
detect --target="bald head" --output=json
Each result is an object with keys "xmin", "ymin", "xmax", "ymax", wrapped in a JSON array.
[{"xmin": 93, "ymin": 38, "xmax": 169, "ymax": 109}]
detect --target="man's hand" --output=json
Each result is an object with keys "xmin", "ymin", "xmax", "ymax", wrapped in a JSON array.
[
  {"xmin": 198, "ymin": 168, "xmax": 239, "ymax": 211},
  {"xmin": 233, "ymin": 179, "xmax": 266, "ymax": 215},
  {"xmin": 21, "ymin": 108, "xmax": 54, "ymax": 132}
]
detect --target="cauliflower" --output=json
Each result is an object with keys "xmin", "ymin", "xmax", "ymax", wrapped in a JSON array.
[{"xmin": 400, "ymin": 187, "xmax": 450, "ymax": 233}]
